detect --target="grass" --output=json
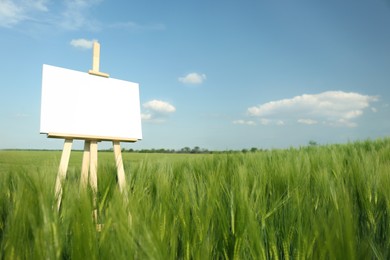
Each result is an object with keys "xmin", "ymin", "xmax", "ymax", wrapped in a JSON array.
[{"xmin": 0, "ymin": 138, "xmax": 389, "ymax": 259}]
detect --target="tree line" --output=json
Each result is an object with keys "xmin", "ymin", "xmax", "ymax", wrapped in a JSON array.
[{"xmin": 113, "ymin": 146, "xmax": 262, "ymax": 154}]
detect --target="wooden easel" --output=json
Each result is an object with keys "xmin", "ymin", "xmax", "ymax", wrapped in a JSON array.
[{"xmin": 54, "ymin": 42, "xmax": 129, "ymax": 211}]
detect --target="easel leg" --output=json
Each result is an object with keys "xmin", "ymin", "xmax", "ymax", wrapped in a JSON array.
[
  {"xmin": 113, "ymin": 141, "xmax": 130, "ymax": 227},
  {"xmin": 113, "ymin": 141, "xmax": 128, "ymax": 198},
  {"xmin": 89, "ymin": 140, "xmax": 98, "ymax": 204},
  {"xmin": 80, "ymin": 140, "xmax": 91, "ymax": 189},
  {"xmin": 55, "ymin": 139, "xmax": 73, "ymax": 210}
]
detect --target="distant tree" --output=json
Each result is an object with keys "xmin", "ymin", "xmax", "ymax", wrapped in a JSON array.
[
  {"xmin": 201, "ymin": 148, "xmax": 210, "ymax": 154},
  {"xmin": 309, "ymin": 140, "xmax": 318, "ymax": 146},
  {"xmin": 250, "ymin": 147, "xmax": 258, "ymax": 153},
  {"xmin": 192, "ymin": 146, "xmax": 201, "ymax": 153},
  {"xmin": 242, "ymin": 149, "xmax": 248, "ymax": 153},
  {"xmin": 181, "ymin": 147, "xmax": 191, "ymax": 153}
]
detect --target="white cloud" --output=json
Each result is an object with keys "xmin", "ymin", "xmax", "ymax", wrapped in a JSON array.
[
  {"xmin": 0, "ymin": 0, "xmax": 48, "ymax": 27},
  {"xmin": 0, "ymin": 0, "xmax": 101, "ymax": 30},
  {"xmin": 0, "ymin": 1, "xmax": 23, "ymax": 27},
  {"xmin": 178, "ymin": 73, "xmax": 206, "ymax": 84},
  {"xmin": 142, "ymin": 100, "xmax": 176, "ymax": 122},
  {"xmin": 247, "ymin": 91, "xmax": 378, "ymax": 127},
  {"xmin": 298, "ymin": 119, "xmax": 318, "ymax": 125},
  {"xmin": 258, "ymin": 118, "xmax": 285, "ymax": 126},
  {"xmin": 0, "ymin": 0, "xmax": 98, "ymax": 30},
  {"xmin": 1, "ymin": 0, "xmax": 166, "ymax": 34},
  {"xmin": 333, "ymin": 119, "xmax": 357, "ymax": 128},
  {"xmin": 141, "ymin": 113, "xmax": 152, "ymax": 120},
  {"xmin": 234, "ymin": 118, "xmax": 285, "ymax": 126},
  {"xmin": 233, "ymin": 120, "xmax": 256, "ymax": 126},
  {"xmin": 70, "ymin": 38, "xmax": 96, "ymax": 49},
  {"xmin": 143, "ymin": 100, "xmax": 176, "ymax": 113},
  {"xmin": 60, "ymin": 0, "xmax": 102, "ymax": 30},
  {"xmin": 29, "ymin": 0, "xmax": 48, "ymax": 12},
  {"xmin": 109, "ymin": 21, "xmax": 166, "ymax": 31},
  {"xmin": 60, "ymin": 0, "xmax": 164, "ymax": 32},
  {"xmin": 260, "ymin": 118, "xmax": 270, "ymax": 125}
]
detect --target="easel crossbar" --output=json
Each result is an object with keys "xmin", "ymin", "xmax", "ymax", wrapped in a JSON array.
[{"xmin": 47, "ymin": 133, "xmax": 138, "ymax": 142}]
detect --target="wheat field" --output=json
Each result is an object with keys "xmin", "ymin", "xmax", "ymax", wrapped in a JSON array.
[{"xmin": 0, "ymin": 138, "xmax": 389, "ymax": 259}]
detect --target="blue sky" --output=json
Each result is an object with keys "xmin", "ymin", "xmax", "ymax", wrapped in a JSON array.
[{"xmin": 0, "ymin": 0, "xmax": 389, "ymax": 150}]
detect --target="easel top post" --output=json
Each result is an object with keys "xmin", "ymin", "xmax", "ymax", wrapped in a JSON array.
[
  {"xmin": 88, "ymin": 41, "xmax": 110, "ymax": 78},
  {"xmin": 92, "ymin": 41, "xmax": 101, "ymax": 72}
]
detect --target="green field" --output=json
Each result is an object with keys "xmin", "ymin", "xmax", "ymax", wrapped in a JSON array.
[{"xmin": 0, "ymin": 139, "xmax": 389, "ymax": 259}]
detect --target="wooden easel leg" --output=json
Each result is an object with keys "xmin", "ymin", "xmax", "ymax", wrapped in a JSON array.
[
  {"xmin": 89, "ymin": 140, "xmax": 99, "ymax": 225},
  {"xmin": 55, "ymin": 139, "xmax": 73, "ymax": 210},
  {"xmin": 113, "ymin": 141, "xmax": 130, "ymax": 229},
  {"xmin": 113, "ymin": 141, "xmax": 128, "ymax": 198},
  {"xmin": 89, "ymin": 140, "xmax": 98, "ymax": 198},
  {"xmin": 80, "ymin": 140, "xmax": 91, "ymax": 189}
]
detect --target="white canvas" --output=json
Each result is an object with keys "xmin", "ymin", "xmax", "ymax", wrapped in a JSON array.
[{"xmin": 40, "ymin": 64, "xmax": 142, "ymax": 141}]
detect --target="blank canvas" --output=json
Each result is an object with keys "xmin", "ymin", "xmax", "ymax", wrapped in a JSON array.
[{"xmin": 40, "ymin": 64, "xmax": 142, "ymax": 141}]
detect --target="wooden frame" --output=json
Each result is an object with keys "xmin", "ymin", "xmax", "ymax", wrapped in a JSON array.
[{"xmin": 48, "ymin": 133, "xmax": 138, "ymax": 143}]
